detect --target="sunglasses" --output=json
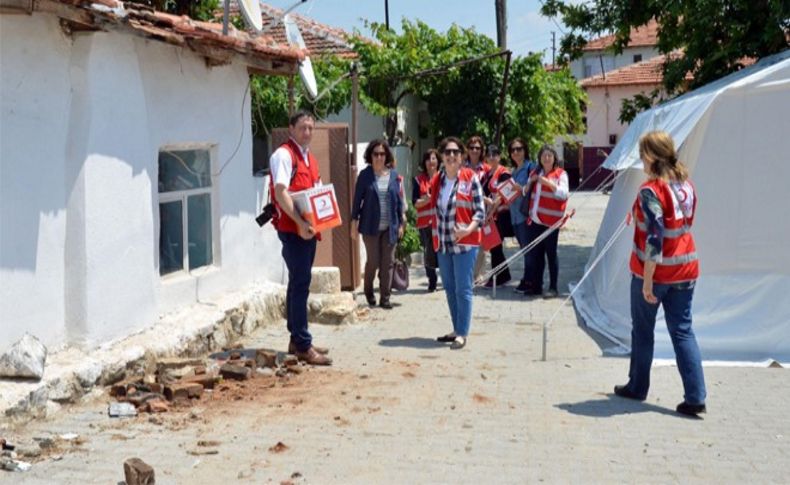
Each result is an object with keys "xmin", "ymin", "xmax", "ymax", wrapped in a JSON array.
[
  {"xmin": 443, "ymin": 148, "xmax": 462, "ymax": 156},
  {"xmin": 372, "ymin": 151, "xmax": 387, "ymax": 157},
  {"xmin": 510, "ymin": 146, "xmax": 525, "ymax": 153}
]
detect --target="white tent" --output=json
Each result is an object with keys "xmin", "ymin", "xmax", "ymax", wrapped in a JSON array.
[{"xmin": 573, "ymin": 50, "xmax": 790, "ymax": 362}]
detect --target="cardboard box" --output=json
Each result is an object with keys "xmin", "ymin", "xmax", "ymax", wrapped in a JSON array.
[
  {"xmin": 496, "ymin": 178, "xmax": 520, "ymax": 205},
  {"xmin": 291, "ymin": 184, "xmax": 342, "ymax": 233}
]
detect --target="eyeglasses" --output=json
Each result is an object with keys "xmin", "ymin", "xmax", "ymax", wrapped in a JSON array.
[
  {"xmin": 372, "ymin": 151, "xmax": 387, "ymax": 157},
  {"xmin": 443, "ymin": 148, "xmax": 462, "ymax": 156},
  {"xmin": 468, "ymin": 146, "xmax": 481, "ymax": 151},
  {"xmin": 510, "ymin": 146, "xmax": 525, "ymax": 153}
]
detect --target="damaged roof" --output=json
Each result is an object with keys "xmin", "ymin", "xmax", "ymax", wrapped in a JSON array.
[
  {"xmin": 30, "ymin": 0, "xmax": 303, "ymax": 75},
  {"xmin": 224, "ymin": 2, "xmax": 357, "ymax": 59}
]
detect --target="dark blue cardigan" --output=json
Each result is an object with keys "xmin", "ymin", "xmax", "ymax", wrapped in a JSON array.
[{"xmin": 351, "ymin": 165, "xmax": 404, "ymax": 244}]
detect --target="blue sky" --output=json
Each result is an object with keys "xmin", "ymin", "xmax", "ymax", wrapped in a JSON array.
[{"xmin": 266, "ymin": 0, "xmax": 569, "ymax": 64}]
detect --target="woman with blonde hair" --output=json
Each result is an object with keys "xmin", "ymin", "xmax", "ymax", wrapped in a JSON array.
[{"xmin": 614, "ymin": 130, "xmax": 707, "ymax": 417}]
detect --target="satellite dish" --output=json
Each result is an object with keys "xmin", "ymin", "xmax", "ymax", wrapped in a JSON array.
[
  {"xmin": 283, "ymin": 14, "xmax": 319, "ymax": 100},
  {"xmin": 236, "ymin": 0, "xmax": 263, "ymax": 32}
]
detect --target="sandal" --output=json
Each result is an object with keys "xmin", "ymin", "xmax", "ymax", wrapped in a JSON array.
[
  {"xmin": 450, "ymin": 336, "xmax": 467, "ymax": 350},
  {"xmin": 436, "ymin": 333, "xmax": 456, "ymax": 343}
]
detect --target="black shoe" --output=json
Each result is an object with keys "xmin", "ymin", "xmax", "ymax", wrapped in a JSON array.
[
  {"xmin": 380, "ymin": 300, "xmax": 393, "ymax": 309},
  {"xmin": 614, "ymin": 384, "xmax": 646, "ymax": 401},
  {"xmin": 513, "ymin": 281, "xmax": 531, "ymax": 294},
  {"xmin": 676, "ymin": 402, "xmax": 706, "ymax": 416},
  {"xmin": 365, "ymin": 295, "xmax": 376, "ymax": 306}
]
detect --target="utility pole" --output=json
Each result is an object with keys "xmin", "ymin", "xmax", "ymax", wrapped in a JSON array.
[
  {"xmin": 385, "ymin": 0, "xmax": 390, "ymax": 30},
  {"xmin": 551, "ymin": 31, "xmax": 556, "ymax": 67},
  {"xmin": 495, "ymin": 0, "xmax": 506, "ymax": 49}
]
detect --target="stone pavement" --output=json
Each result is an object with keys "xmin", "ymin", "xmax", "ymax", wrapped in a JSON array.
[{"xmin": 3, "ymin": 193, "xmax": 788, "ymax": 484}]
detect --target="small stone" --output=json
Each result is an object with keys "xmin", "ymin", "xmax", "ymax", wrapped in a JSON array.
[
  {"xmin": 123, "ymin": 457, "xmax": 155, "ymax": 485},
  {"xmin": 219, "ymin": 363, "xmax": 251, "ymax": 381},
  {"xmin": 0, "ymin": 333, "xmax": 47, "ymax": 380},
  {"xmin": 255, "ymin": 349, "xmax": 277, "ymax": 369},
  {"xmin": 256, "ymin": 367, "xmax": 275, "ymax": 377},
  {"xmin": 109, "ymin": 402, "xmax": 138, "ymax": 418}
]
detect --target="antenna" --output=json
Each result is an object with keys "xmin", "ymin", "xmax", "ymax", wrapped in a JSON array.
[
  {"xmin": 283, "ymin": 13, "xmax": 319, "ymax": 100},
  {"xmin": 222, "ymin": 0, "xmax": 265, "ymax": 36}
]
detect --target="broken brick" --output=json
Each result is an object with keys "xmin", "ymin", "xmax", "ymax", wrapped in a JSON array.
[
  {"xmin": 123, "ymin": 457, "xmax": 155, "ymax": 485},
  {"xmin": 220, "ymin": 363, "xmax": 251, "ymax": 380},
  {"xmin": 179, "ymin": 374, "xmax": 222, "ymax": 389},
  {"xmin": 164, "ymin": 383, "xmax": 204, "ymax": 401},
  {"xmin": 143, "ymin": 399, "xmax": 169, "ymax": 413},
  {"xmin": 255, "ymin": 349, "xmax": 277, "ymax": 369}
]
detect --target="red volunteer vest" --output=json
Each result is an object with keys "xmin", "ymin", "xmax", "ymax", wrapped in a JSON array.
[
  {"xmin": 630, "ymin": 178, "xmax": 699, "ymax": 283},
  {"xmin": 414, "ymin": 172, "xmax": 434, "ymax": 229},
  {"xmin": 429, "ymin": 168, "xmax": 482, "ymax": 251},
  {"xmin": 270, "ymin": 139, "xmax": 321, "ymax": 235},
  {"xmin": 487, "ymin": 165, "xmax": 511, "ymax": 213},
  {"xmin": 528, "ymin": 167, "xmax": 568, "ymax": 226}
]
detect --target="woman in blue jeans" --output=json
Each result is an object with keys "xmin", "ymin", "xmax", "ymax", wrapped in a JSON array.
[
  {"xmin": 614, "ymin": 131, "xmax": 707, "ymax": 417},
  {"xmin": 426, "ymin": 137, "xmax": 485, "ymax": 350}
]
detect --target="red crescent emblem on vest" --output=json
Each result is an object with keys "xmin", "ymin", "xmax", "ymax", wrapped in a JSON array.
[{"xmin": 677, "ymin": 187, "xmax": 688, "ymax": 202}]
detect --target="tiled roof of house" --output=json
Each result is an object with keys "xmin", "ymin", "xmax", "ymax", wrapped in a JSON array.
[
  {"xmin": 226, "ymin": 2, "xmax": 357, "ymax": 59},
  {"xmin": 583, "ymin": 19, "xmax": 659, "ymax": 51},
  {"xmin": 32, "ymin": 0, "xmax": 302, "ymax": 75},
  {"xmin": 580, "ymin": 54, "xmax": 668, "ymax": 88}
]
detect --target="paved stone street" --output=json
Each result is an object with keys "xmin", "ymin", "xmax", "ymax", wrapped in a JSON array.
[{"xmin": 3, "ymin": 193, "xmax": 789, "ymax": 484}]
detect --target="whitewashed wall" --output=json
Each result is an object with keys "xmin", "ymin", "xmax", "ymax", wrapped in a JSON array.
[
  {"xmin": 0, "ymin": 13, "xmax": 285, "ymax": 351},
  {"xmin": 571, "ymin": 46, "xmax": 660, "ymax": 80}
]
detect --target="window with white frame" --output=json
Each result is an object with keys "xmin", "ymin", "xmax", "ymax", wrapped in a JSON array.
[{"xmin": 158, "ymin": 147, "xmax": 214, "ymax": 276}]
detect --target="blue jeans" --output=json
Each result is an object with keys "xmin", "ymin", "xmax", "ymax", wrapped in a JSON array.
[
  {"xmin": 512, "ymin": 221, "xmax": 532, "ymax": 284},
  {"xmin": 626, "ymin": 276, "xmax": 707, "ymax": 405},
  {"xmin": 437, "ymin": 248, "xmax": 478, "ymax": 337},
  {"xmin": 278, "ymin": 231, "xmax": 317, "ymax": 352}
]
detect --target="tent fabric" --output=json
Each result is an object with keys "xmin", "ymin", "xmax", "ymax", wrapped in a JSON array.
[{"xmin": 573, "ymin": 50, "xmax": 790, "ymax": 362}]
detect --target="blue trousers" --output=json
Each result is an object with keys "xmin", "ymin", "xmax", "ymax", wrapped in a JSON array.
[
  {"xmin": 626, "ymin": 276, "xmax": 707, "ymax": 405},
  {"xmin": 278, "ymin": 231, "xmax": 316, "ymax": 352},
  {"xmin": 437, "ymin": 248, "xmax": 478, "ymax": 337},
  {"xmin": 512, "ymin": 220, "xmax": 533, "ymax": 284}
]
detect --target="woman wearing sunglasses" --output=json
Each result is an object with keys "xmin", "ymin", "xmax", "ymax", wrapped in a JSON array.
[
  {"xmin": 413, "ymin": 148, "xmax": 442, "ymax": 292},
  {"xmin": 427, "ymin": 137, "xmax": 485, "ymax": 349},
  {"xmin": 351, "ymin": 139, "xmax": 405, "ymax": 309},
  {"xmin": 480, "ymin": 144, "xmax": 514, "ymax": 288},
  {"xmin": 465, "ymin": 135, "xmax": 491, "ymax": 283}
]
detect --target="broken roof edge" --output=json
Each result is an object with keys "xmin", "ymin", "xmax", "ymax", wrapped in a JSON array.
[{"xmin": 33, "ymin": 0, "xmax": 302, "ymax": 76}]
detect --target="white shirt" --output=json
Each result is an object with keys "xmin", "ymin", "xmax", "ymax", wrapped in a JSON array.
[
  {"xmin": 269, "ymin": 138, "xmax": 320, "ymax": 188},
  {"xmin": 438, "ymin": 175, "xmax": 456, "ymax": 216},
  {"xmin": 530, "ymin": 169, "xmax": 569, "ymax": 225}
]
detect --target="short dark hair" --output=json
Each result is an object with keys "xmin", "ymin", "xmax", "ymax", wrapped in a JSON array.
[
  {"xmin": 363, "ymin": 139, "xmax": 395, "ymax": 167},
  {"xmin": 507, "ymin": 137, "xmax": 529, "ymax": 159},
  {"xmin": 420, "ymin": 148, "xmax": 441, "ymax": 172},
  {"xmin": 289, "ymin": 111, "xmax": 314, "ymax": 126},
  {"xmin": 537, "ymin": 144, "xmax": 560, "ymax": 170},
  {"xmin": 438, "ymin": 136, "xmax": 466, "ymax": 157}
]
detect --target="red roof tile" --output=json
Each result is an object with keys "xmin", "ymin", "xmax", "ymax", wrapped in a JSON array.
[
  {"xmin": 227, "ymin": 2, "xmax": 358, "ymax": 59},
  {"xmin": 583, "ymin": 20, "xmax": 659, "ymax": 51},
  {"xmin": 579, "ymin": 54, "xmax": 668, "ymax": 88},
  {"xmin": 35, "ymin": 0, "xmax": 302, "ymax": 74}
]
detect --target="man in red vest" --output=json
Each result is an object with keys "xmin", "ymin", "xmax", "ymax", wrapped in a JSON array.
[{"xmin": 269, "ymin": 111, "xmax": 332, "ymax": 365}]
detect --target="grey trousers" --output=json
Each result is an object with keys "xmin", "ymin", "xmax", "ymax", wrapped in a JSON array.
[{"xmin": 363, "ymin": 230, "xmax": 395, "ymax": 301}]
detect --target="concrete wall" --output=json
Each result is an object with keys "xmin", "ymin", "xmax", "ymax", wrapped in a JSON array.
[
  {"xmin": 0, "ymin": 13, "xmax": 284, "ymax": 350},
  {"xmin": 583, "ymin": 84, "xmax": 663, "ymax": 147},
  {"xmin": 571, "ymin": 46, "xmax": 660, "ymax": 80}
]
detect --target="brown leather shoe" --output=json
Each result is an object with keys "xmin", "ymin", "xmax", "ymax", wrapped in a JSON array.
[
  {"xmin": 288, "ymin": 343, "xmax": 329, "ymax": 355},
  {"xmin": 295, "ymin": 347, "xmax": 333, "ymax": 366}
]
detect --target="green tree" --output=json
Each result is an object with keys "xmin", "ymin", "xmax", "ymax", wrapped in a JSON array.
[
  {"xmin": 250, "ymin": 55, "xmax": 353, "ymax": 137},
  {"xmin": 541, "ymin": 0, "xmax": 790, "ymax": 120},
  {"xmin": 140, "ymin": 0, "xmax": 219, "ymax": 21},
  {"xmin": 351, "ymin": 19, "xmax": 586, "ymax": 154}
]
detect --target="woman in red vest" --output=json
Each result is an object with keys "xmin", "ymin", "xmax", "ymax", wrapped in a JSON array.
[
  {"xmin": 614, "ymin": 131, "xmax": 707, "ymax": 417},
  {"xmin": 412, "ymin": 148, "xmax": 441, "ymax": 292},
  {"xmin": 428, "ymin": 137, "xmax": 485, "ymax": 350},
  {"xmin": 481, "ymin": 144, "xmax": 513, "ymax": 288},
  {"xmin": 524, "ymin": 145, "xmax": 568, "ymax": 298},
  {"xmin": 465, "ymin": 135, "xmax": 491, "ymax": 283}
]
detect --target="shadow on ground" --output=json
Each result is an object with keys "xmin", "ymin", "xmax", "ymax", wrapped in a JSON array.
[
  {"xmin": 555, "ymin": 394, "xmax": 686, "ymax": 419},
  {"xmin": 378, "ymin": 337, "xmax": 446, "ymax": 349}
]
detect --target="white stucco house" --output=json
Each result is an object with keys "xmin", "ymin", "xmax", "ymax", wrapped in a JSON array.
[
  {"xmin": 0, "ymin": 0, "xmax": 302, "ymax": 351},
  {"xmin": 569, "ymin": 20, "xmax": 660, "ymax": 81}
]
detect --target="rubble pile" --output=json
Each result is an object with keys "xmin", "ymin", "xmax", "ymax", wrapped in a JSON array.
[{"xmin": 108, "ymin": 347, "xmax": 306, "ymax": 416}]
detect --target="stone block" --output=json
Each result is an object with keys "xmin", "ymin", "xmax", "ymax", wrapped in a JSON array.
[
  {"xmin": 309, "ymin": 267, "xmax": 342, "ymax": 294},
  {"xmin": 219, "ymin": 363, "xmax": 251, "ymax": 380},
  {"xmin": 163, "ymin": 383, "xmax": 203, "ymax": 401},
  {"xmin": 123, "ymin": 457, "xmax": 155, "ymax": 485},
  {"xmin": 307, "ymin": 292, "xmax": 357, "ymax": 325},
  {"xmin": 0, "ymin": 333, "xmax": 47, "ymax": 380},
  {"xmin": 255, "ymin": 350, "xmax": 277, "ymax": 369}
]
